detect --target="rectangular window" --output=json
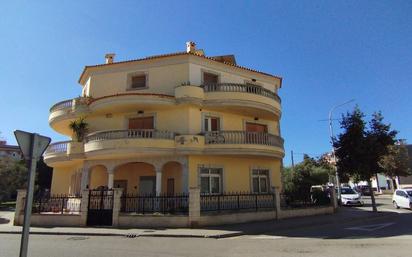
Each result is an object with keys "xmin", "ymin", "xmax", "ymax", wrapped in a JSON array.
[
  {"xmin": 200, "ymin": 167, "xmax": 222, "ymax": 194},
  {"xmin": 252, "ymin": 169, "xmax": 269, "ymax": 193},
  {"xmin": 131, "ymin": 75, "xmax": 147, "ymax": 89},
  {"xmin": 204, "ymin": 116, "xmax": 220, "ymax": 132},
  {"xmin": 203, "ymin": 72, "xmax": 219, "ymax": 85}
]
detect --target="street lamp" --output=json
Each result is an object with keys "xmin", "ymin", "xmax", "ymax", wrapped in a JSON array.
[{"xmin": 328, "ymin": 99, "xmax": 355, "ymax": 200}]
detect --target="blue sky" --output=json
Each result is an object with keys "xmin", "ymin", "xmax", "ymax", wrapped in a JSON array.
[{"xmin": 0, "ymin": 1, "xmax": 411, "ymax": 166}]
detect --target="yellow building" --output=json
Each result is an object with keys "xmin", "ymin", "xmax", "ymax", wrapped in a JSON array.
[{"xmin": 44, "ymin": 42, "xmax": 285, "ymax": 197}]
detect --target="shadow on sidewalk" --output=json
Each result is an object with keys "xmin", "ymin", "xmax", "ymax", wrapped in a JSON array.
[{"xmin": 205, "ymin": 207, "xmax": 412, "ymax": 239}]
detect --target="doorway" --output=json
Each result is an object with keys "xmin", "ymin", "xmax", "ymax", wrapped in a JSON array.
[
  {"xmin": 113, "ymin": 180, "xmax": 128, "ymax": 194},
  {"xmin": 129, "ymin": 116, "xmax": 154, "ymax": 129},
  {"xmin": 139, "ymin": 176, "xmax": 156, "ymax": 195},
  {"xmin": 167, "ymin": 178, "xmax": 175, "ymax": 195}
]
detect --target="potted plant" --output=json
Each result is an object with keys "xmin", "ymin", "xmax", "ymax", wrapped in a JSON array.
[{"xmin": 69, "ymin": 117, "xmax": 89, "ymax": 142}]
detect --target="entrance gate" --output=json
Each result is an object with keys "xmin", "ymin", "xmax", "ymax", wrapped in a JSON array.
[{"xmin": 87, "ymin": 189, "xmax": 114, "ymax": 226}]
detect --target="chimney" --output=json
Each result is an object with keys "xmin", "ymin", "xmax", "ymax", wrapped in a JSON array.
[
  {"xmin": 105, "ymin": 53, "xmax": 115, "ymax": 64},
  {"xmin": 186, "ymin": 41, "xmax": 196, "ymax": 53}
]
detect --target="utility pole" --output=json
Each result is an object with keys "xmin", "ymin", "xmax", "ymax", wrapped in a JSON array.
[
  {"xmin": 14, "ymin": 130, "xmax": 50, "ymax": 257},
  {"xmin": 291, "ymin": 150, "xmax": 295, "ymax": 171},
  {"xmin": 328, "ymin": 99, "xmax": 355, "ymax": 201}
]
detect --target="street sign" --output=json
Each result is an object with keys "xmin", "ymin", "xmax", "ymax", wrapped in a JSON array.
[
  {"xmin": 14, "ymin": 130, "xmax": 51, "ymax": 160},
  {"xmin": 14, "ymin": 130, "xmax": 51, "ymax": 257}
]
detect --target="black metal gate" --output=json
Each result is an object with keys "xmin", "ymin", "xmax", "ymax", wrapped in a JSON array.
[{"xmin": 87, "ymin": 189, "xmax": 114, "ymax": 226}]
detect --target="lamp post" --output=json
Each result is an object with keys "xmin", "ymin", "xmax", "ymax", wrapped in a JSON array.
[{"xmin": 328, "ymin": 99, "xmax": 355, "ymax": 200}]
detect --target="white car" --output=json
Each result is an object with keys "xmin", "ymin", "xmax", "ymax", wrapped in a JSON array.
[
  {"xmin": 340, "ymin": 187, "xmax": 363, "ymax": 206},
  {"xmin": 392, "ymin": 189, "xmax": 412, "ymax": 210}
]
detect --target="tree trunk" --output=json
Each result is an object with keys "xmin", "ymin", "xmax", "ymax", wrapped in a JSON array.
[
  {"xmin": 375, "ymin": 173, "xmax": 381, "ymax": 194},
  {"xmin": 368, "ymin": 180, "xmax": 378, "ymax": 212}
]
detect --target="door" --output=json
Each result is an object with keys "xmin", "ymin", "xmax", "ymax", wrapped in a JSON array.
[
  {"xmin": 246, "ymin": 122, "xmax": 267, "ymax": 132},
  {"xmin": 400, "ymin": 191, "xmax": 409, "ymax": 208},
  {"xmin": 87, "ymin": 189, "xmax": 113, "ymax": 226},
  {"xmin": 245, "ymin": 122, "xmax": 267, "ymax": 144},
  {"xmin": 113, "ymin": 180, "xmax": 128, "ymax": 194},
  {"xmin": 129, "ymin": 117, "xmax": 154, "ymax": 138},
  {"xmin": 167, "ymin": 178, "xmax": 175, "ymax": 195},
  {"xmin": 139, "ymin": 176, "xmax": 156, "ymax": 195},
  {"xmin": 129, "ymin": 117, "xmax": 154, "ymax": 129}
]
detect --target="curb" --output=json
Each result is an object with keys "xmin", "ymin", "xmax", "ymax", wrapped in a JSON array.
[
  {"xmin": 0, "ymin": 230, "xmax": 243, "ymax": 239},
  {"xmin": 0, "ymin": 211, "xmax": 395, "ymax": 239}
]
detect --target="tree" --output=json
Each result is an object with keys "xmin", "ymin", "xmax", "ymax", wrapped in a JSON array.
[
  {"xmin": 0, "ymin": 157, "xmax": 28, "ymax": 203},
  {"xmin": 334, "ymin": 107, "xmax": 398, "ymax": 212},
  {"xmin": 283, "ymin": 154, "xmax": 334, "ymax": 201},
  {"xmin": 35, "ymin": 157, "xmax": 53, "ymax": 196},
  {"xmin": 69, "ymin": 117, "xmax": 89, "ymax": 142},
  {"xmin": 379, "ymin": 142, "xmax": 411, "ymax": 178},
  {"xmin": 0, "ymin": 156, "xmax": 53, "ymax": 203}
]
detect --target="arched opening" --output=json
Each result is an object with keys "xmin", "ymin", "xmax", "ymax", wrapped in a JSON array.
[
  {"xmin": 89, "ymin": 165, "xmax": 108, "ymax": 189},
  {"xmin": 114, "ymin": 162, "xmax": 156, "ymax": 194},
  {"xmin": 162, "ymin": 161, "xmax": 183, "ymax": 195}
]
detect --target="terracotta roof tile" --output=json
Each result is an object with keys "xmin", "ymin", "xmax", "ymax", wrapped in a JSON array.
[{"xmin": 78, "ymin": 52, "xmax": 282, "ymax": 85}]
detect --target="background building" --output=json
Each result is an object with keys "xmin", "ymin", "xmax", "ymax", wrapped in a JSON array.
[{"xmin": 0, "ymin": 140, "xmax": 22, "ymax": 161}]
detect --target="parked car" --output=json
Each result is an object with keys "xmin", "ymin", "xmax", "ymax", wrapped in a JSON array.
[
  {"xmin": 340, "ymin": 187, "xmax": 363, "ymax": 206},
  {"xmin": 357, "ymin": 185, "xmax": 371, "ymax": 196},
  {"xmin": 392, "ymin": 189, "xmax": 412, "ymax": 210}
]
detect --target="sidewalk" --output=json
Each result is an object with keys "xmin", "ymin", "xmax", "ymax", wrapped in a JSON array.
[{"xmin": 0, "ymin": 208, "xmax": 392, "ymax": 239}]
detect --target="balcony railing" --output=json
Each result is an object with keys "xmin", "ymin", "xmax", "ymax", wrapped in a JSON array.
[
  {"xmin": 50, "ymin": 99, "xmax": 73, "ymax": 112},
  {"xmin": 86, "ymin": 129, "xmax": 175, "ymax": 142},
  {"xmin": 202, "ymin": 83, "xmax": 281, "ymax": 103},
  {"xmin": 44, "ymin": 141, "xmax": 70, "ymax": 155},
  {"xmin": 205, "ymin": 131, "xmax": 283, "ymax": 147}
]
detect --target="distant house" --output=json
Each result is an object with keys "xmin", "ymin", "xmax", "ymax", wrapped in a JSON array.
[
  {"xmin": 395, "ymin": 144, "xmax": 412, "ymax": 189},
  {"xmin": 0, "ymin": 141, "xmax": 22, "ymax": 161}
]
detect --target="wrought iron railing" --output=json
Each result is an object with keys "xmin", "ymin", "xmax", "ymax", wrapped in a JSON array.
[
  {"xmin": 29, "ymin": 194, "xmax": 82, "ymax": 214},
  {"xmin": 44, "ymin": 141, "xmax": 71, "ymax": 155},
  {"xmin": 280, "ymin": 191, "xmax": 331, "ymax": 209},
  {"xmin": 200, "ymin": 192, "xmax": 275, "ymax": 212},
  {"xmin": 86, "ymin": 129, "xmax": 175, "ymax": 142},
  {"xmin": 205, "ymin": 131, "xmax": 284, "ymax": 147},
  {"xmin": 120, "ymin": 193, "xmax": 189, "ymax": 214},
  {"xmin": 49, "ymin": 99, "xmax": 73, "ymax": 112},
  {"xmin": 202, "ymin": 83, "xmax": 281, "ymax": 102}
]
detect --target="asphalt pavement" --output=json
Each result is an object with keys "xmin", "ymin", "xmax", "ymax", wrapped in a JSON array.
[{"xmin": 1, "ymin": 195, "xmax": 410, "ymax": 257}]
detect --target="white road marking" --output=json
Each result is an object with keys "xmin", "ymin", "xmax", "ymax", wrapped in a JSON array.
[{"xmin": 345, "ymin": 222, "xmax": 395, "ymax": 232}]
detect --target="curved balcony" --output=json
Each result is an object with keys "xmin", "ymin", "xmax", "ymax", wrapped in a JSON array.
[
  {"xmin": 204, "ymin": 131, "xmax": 284, "ymax": 158},
  {"xmin": 43, "ymin": 141, "xmax": 76, "ymax": 167},
  {"xmin": 203, "ymin": 83, "xmax": 281, "ymax": 103},
  {"xmin": 49, "ymin": 97, "xmax": 90, "ymax": 136},
  {"xmin": 87, "ymin": 93, "xmax": 176, "ymax": 115},
  {"xmin": 84, "ymin": 129, "xmax": 176, "ymax": 158},
  {"xmin": 175, "ymin": 83, "xmax": 281, "ymax": 118},
  {"xmin": 50, "ymin": 99, "xmax": 73, "ymax": 113}
]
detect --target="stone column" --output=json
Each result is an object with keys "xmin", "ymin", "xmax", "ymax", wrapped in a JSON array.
[
  {"xmin": 80, "ymin": 167, "xmax": 90, "ymax": 191},
  {"xmin": 13, "ymin": 189, "xmax": 27, "ymax": 226},
  {"xmin": 107, "ymin": 170, "xmax": 114, "ymax": 189},
  {"xmin": 189, "ymin": 187, "xmax": 200, "ymax": 227},
  {"xmin": 80, "ymin": 189, "xmax": 89, "ymax": 226},
  {"xmin": 155, "ymin": 168, "xmax": 162, "ymax": 196},
  {"xmin": 273, "ymin": 187, "xmax": 281, "ymax": 220},
  {"xmin": 112, "ymin": 188, "xmax": 123, "ymax": 227},
  {"xmin": 181, "ymin": 162, "xmax": 189, "ymax": 193}
]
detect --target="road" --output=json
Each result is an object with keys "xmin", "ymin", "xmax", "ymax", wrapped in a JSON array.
[{"xmin": 1, "ymin": 196, "xmax": 411, "ymax": 257}]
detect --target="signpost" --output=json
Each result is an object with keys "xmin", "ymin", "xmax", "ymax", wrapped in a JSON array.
[{"xmin": 14, "ymin": 130, "xmax": 51, "ymax": 257}]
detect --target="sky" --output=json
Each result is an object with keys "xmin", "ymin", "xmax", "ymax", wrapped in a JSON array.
[{"xmin": 0, "ymin": 1, "xmax": 411, "ymax": 166}]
